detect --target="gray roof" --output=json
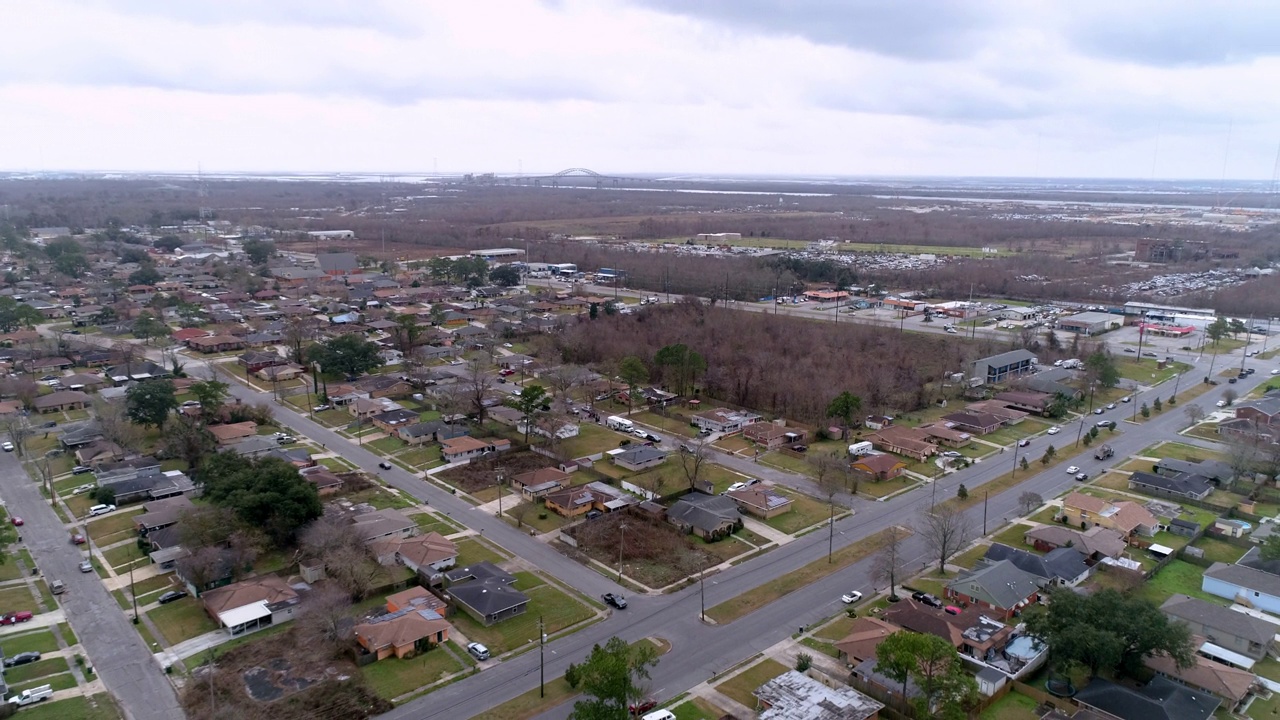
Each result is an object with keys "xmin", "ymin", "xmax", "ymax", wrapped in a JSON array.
[
  {"xmin": 1237, "ymin": 396, "xmax": 1280, "ymax": 418},
  {"xmin": 754, "ymin": 669, "xmax": 883, "ymax": 720},
  {"xmin": 614, "ymin": 445, "xmax": 667, "ymax": 465},
  {"xmin": 1160, "ymin": 594, "xmax": 1275, "ymax": 646},
  {"xmin": 983, "ymin": 544, "xmax": 1090, "ymax": 584},
  {"xmin": 1129, "ymin": 471, "xmax": 1214, "ymax": 498},
  {"xmin": 1204, "ymin": 561, "xmax": 1280, "ymax": 599},
  {"xmin": 1075, "ymin": 676, "xmax": 1218, "ymax": 720},
  {"xmin": 973, "ymin": 349, "xmax": 1037, "ymax": 370},
  {"xmin": 1155, "ymin": 458, "xmax": 1234, "ymax": 482},
  {"xmin": 947, "ymin": 559, "xmax": 1041, "ymax": 610},
  {"xmin": 667, "ymin": 492, "xmax": 741, "ymax": 533},
  {"xmin": 444, "ymin": 561, "xmax": 529, "ymax": 617},
  {"xmin": 317, "ymin": 253, "xmax": 358, "ymax": 273}
]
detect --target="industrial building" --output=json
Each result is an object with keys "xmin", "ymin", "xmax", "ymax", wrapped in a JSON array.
[{"xmin": 1056, "ymin": 312, "xmax": 1121, "ymax": 336}]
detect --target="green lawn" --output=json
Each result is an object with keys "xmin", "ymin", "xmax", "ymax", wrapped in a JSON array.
[
  {"xmin": 980, "ymin": 691, "xmax": 1040, "ymax": 720},
  {"xmin": 763, "ymin": 489, "xmax": 840, "ymax": 535},
  {"xmin": 1135, "ymin": 559, "xmax": 1226, "ymax": 606},
  {"xmin": 7, "ymin": 672, "xmax": 78, "ymax": 695},
  {"xmin": 469, "ymin": 677, "xmax": 577, "ymax": 720},
  {"xmin": 0, "ymin": 585, "xmax": 39, "ymax": 614},
  {"xmin": 86, "ymin": 510, "xmax": 143, "ymax": 544},
  {"xmin": 1190, "ymin": 536, "xmax": 1248, "ymax": 565},
  {"xmin": 859, "ymin": 475, "xmax": 919, "ymax": 498},
  {"xmin": 670, "ymin": 697, "xmax": 729, "ymax": 720},
  {"xmin": 102, "ymin": 543, "xmax": 148, "ymax": 571},
  {"xmin": 632, "ymin": 411, "xmax": 698, "ymax": 438},
  {"xmin": 360, "ymin": 645, "xmax": 466, "ymax": 700},
  {"xmin": 369, "ymin": 435, "xmax": 408, "ymax": 454},
  {"xmin": 713, "ymin": 658, "xmax": 789, "ymax": 709},
  {"xmin": 1, "ymin": 695, "xmax": 121, "ymax": 720},
  {"xmin": 509, "ymin": 503, "xmax": 569, "ymax": 534},
  {"xmin": 454, "ymin": 537, "xmax": 510, "ymax": 567},
  {"xmin": 1, "ymin": 655, "xmax": 70, "ymax": 685},
  {"xmin": 980, "ymin": 419, "xmax": 1053, "ymax": 447},
  {"xmin": 396, "ymin": 445, "xmax": 443, "ymax": 467},
  {"xmin": 412, "ymin": 512, "xmax": 464, "ymax": 535},
  {"xmin": 1136, "ymin": 442, "xmax": 1224, "ymax": 463},
  {"xmin": 952, "ymin": 543, "xmax": 989, "ymax": 570},
  {"xmin": 990, "ymin": 523, "xmax": 1038, "ymax": 551},
  {"xmin": 1114, "ymin": 358, "xmax": 1191, "ymax": 385},
  {"xmin": 147, "ymin": 597, "xmax": 219, "ymax": 645},
  {"xmin": 0, "ymin": 628, "xmax": 61, "ymax": 655},
  {"xmin": 560, "ymin": 423, "xmax": 629, "ymax": 459},
  {"xmin": 450, "ymin": 585, "xmax": 595, "ymax": 655}
]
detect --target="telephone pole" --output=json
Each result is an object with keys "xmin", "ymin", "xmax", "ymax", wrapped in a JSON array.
[{"xmin": 538, "ymin": 616, "xmax": 546, "ymax": 698}]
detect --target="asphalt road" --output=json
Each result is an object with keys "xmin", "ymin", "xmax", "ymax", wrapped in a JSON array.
[{"xmin": 0, "ymin": 451, "xmax": 184, "ymax": 720}]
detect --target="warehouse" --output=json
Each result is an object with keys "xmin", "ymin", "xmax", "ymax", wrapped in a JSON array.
[{"xmin": 1056, "ymin": 312, "xmax": 1120, "ymax": 336}]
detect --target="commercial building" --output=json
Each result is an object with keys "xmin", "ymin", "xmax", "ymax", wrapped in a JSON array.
[{"xmin": 1056, "ymin": 311, "xmax": 1120, "ymax": 336}]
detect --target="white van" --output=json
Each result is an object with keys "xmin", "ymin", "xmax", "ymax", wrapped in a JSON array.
[
  {"xmin": 641, "ymin": 711, "xmax": 676, "ymax": 720},
  {"xmin": 88, "ymin": 504, "xmax": 116, "ymax": 517},
  {"xmin": 8, "ymin": 684, "xmax": 53, "ymax": 705},
  {"xmin": 606, "ymin": 416, "xmax": 634, "ymax": 432}
]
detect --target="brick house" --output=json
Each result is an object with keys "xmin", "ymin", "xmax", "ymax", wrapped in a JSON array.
[
  {"xmin": 866, "ymin": 425, "xmax": 937, "ymax": 461},
  {"xmin": 851, "ymin": 453, "xmax": 907, "ymax": 481}
]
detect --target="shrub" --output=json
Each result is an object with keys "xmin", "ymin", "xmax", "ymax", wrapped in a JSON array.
[
  {"xmin": 956, "ymin": 484, "xmax": 968, "ymax": 500},
  {"xmin": 795, "ymin": 653, "xmax": 813, "ymax": 672},
  {"xmin": 564, "ymin": 662, "xmax": 580, "ymax": 689}
]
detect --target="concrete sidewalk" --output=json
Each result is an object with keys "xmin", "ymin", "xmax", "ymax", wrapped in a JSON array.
[
  {"xmin": 742, "ymin": 517, "xmax": 792, "ymax": 546},
  {"xmin": 0, "ymin": 608, "xmax": 66, "ymax": 636},
  {"xmin": 155, "ymin": 628, "xmax": 231, "ymax": 666}
]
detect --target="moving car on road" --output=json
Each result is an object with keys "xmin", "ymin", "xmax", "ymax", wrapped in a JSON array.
[
  {"xmin": 602, "ymin": 593, "xmax": 627, "ymax": 609},
  {"xmin": 1, "ymin": 442, "xmax": 12, "ymax": 452},
  {"xmin": 841, "ymin": 590, "xmax": 863, "ymax": 604},
  {"xmin": 1047, "ymin": 426, "xmax": 1061, "ymax": 435},
  {"xmin": 1066, "ymin": 466, "xmax": 1080, "ymax": 474}
]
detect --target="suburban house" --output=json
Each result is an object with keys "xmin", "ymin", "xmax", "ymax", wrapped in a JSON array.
[
  {"xmin": 544, "ymin": 482, "xmax": 635, "ymax": 519},
  {"xmin": 965, "ymin": 400, "xmax": 1029, "ymax": 425},
  {"xmin": 945, "ymin": 559, "xmax": 1042, "ymax": 620},
  {"xmin": 611, "ymin": 445, "xmax": 667, "ymax": 472},
  {"xmin": 725, "ymin": 486, "xmax": 793, "ymax": 519},
  {"xmin": 385, "ymin": 586, "xmax": 448, "ymax": 615},
  {"xmin": 257, "ymin": 364, "xmax": 304, "ymax": 382},
  {"xmin": 971, "ymin": 349, "xmax": 1037, "ymax": 385},
  {"xmin": 851, "ymin": 453, "xmax": 907, "ymax": 481},
  {"xmin": 1075, "ymin": 677, "xmax": 1219, "ymax": 720},
  {"xmin": 354, "ymin": 375, "xmax": 415, "ymax": 399},
  {"xmin": 317, "ymin": 252, "xmax": 359, "ymax": 275},
  {"xmin": 200, "ymin": 575, "xmax": 301, "ymax": 636},
  {"xmin": 866, "ymin": 425, "xmax": 938, "ymax": 461},
  {"xmin": 354, "ymin": 607, "xmax": 451, "ymax": 661},
  {"xmin": 187, "ymin": 334, "xmax": 246, "ymax": 353},
  {"xmin": 833, "ymin": 616, "xmax": 899, "ymax": 666},
  {"xmin": 1024, "ymin": 525, "xmax": 1127, "ymax": 561},
  {"xmin": 208, "ymin": 421, "xmax": 258, "ymax": 446},
  {"xmin": 511, "ymin": 467, "xmax": 570, "ymax": 500},
  {"xmin": 691, "ymin": 408, "xmax": 761, "ymax": 434},
  {"xmin": 881, "ymin": 599, "xmax": 1014, "ymax": 663},
  {"xmin": 1229, "ymin": 396, "xmax": 1280, "ymax": 427},
  {"xmin": 1128, "ymin": 470, "xmax": 1215, "ymax": 501},
  {"xmin": 370, "ymin": 408, "xmax": 420, "ymax": 432},
  {"xmin": 349, "ymin": 508, "xmax": 417, "ymax": 545},
  {"xmin": 666, "ymin": 492, "xmax": 743, "ymax": 539},
  {"xmin": 864, "ymin": 415, "xmax": 894, "ymax": 431},
  {"xmin": 1145, "ymin": 647, "xmax": 1258, "ymax": 713},
  {"xmin": 519, "ymin": 416, "xmax": 579, "ymax": 440},
  {"xmin": 33, "ymin": 390, "xmax": 91, "ymax": 413},
  {"xmin": 983, "ymin": 544, "xmax": 1092, "ymax": 587},
  {"xmin": 1060, "ymin": 492, "xmax": 1158, "ymax": 537},
  {"xmin": 133, "ymin": 496, "xmax": 196, "ymax": 535},
  {"xmin": 299, "ymin": 466, "xmax": 344, "ymax": 495},
  {"xmin": 918, "ymin": 422, "xmax": 973, "ymax": 448},
  {"xmin": 443, "ymin": 562, "xmax": 529, "ymax": 626},
  {"xmin": 395, "ymin": 420, "xmax": 468, "ymax": 446},
  {"xmin": 369, "ymin": 532, "xmax": 458, "ymax": 575},
  {"xmin": 237, "ymin": 351, "xmax": 284, "ymax": 374},
  {"xmin": 59, "ymin": 373, "xmax": 108, "ymax": 392},
  {"xmin": 940, "ymin": 411, "xmax": 1005, "ymax": 435},
  {"xmin": 1155, "ymin": 458, "xmax": 1234, "ymax": 485},
  {"xmin": 98, "ymin": 467, "xmax": 197, "ymax": 504},
  {"xmin": 752, "ymin": 670, "xmax": 883, "ymax": 720},
  {"xmin": 440, "ymin": 436, "xmax": 510, "ymax": 464},
  {"xmin": 742, "ymin": 423, "xmax": 807, "ymax": 450},
  {"xmin": 1161, "ymin": 594, "xmax": 1275, "ymax": 661},
  {"xmin": 1203, "ymin": 560, "xmax": 1280, "ymax": 615},
  {"xmin": 993, "ymin": 390, "xmax": 1054, "ymax": 416}
]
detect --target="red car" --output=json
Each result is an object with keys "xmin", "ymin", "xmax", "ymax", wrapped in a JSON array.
[
  {"xmin": 10, "ymin": 517, "xmax": 22, "ymax": 526},
  {"xmin": 71, "ymin": 533, "xmax": 86, "ymax": 545},
  {"xmin": 629, "ymin": 700, "xmax": 657, "ymax": 715},
  {"xmin": 499, "ymin": 369, "xmax": 516, "ymax": 376},
  {"xmin": 0, "ymin": 611, "xmax": 33, "ymax": 625}
]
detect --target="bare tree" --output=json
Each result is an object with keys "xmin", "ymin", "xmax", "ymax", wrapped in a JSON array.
[
  {"xmin": 1227, "ymin": 437, "xmax": 1261, "ymax": 484},
  {"xmin": 177, "ymin": 506, "xmax": 240, "ymax": 550},
  {"xmin": 509, "ymin": 500, "xmax": 538, "ymax": 529},
  {"xmin": 295, "ymin": 584, "xmax": 355, "ymax": 658},
  {"xmin": 324, "ymin": 544, "xmax": 383, "ymax": 601},
  {"xmin": 920, "ymin": 504, "xmax": 973, "ymax": 573},
  {"xmin": 1, "ymin": 378, "xmax": 38, "ymax": 411},
  {"xmin": 1183, "ymin": 403, "xmax": 1206, "ymax": 427},
  {"xmin": 810, "ymin": 451, "xmax": 847, "ymax": 563},
  {"xmin": 463, "ymin": 357, "xmax": 495, "ymax": 424},
  {"xmin": 283, "ymin": 316, "xmax": 319, "ymax": 363},
  {"xmin": 1018, "ymin": 491, "xmax": 1044, "ymax": 515},
  {"xmin": 176, "ymin": 545, "xmax": 227, "ymax": 592},
  {"xmin": 677, "ymin": 436, "xmax": 712, "ymax": 491},
  {"xmin": 93, "ymin": 396, "xmax": 146, "ymax": 452},
  {"xmin": 0, "ymin": 419, "xmax": 30, "ymax": 458},
  {"xmin": 542, "ymin": 364, "xmax": 586, "ymax": 411},
  {"xmin": 872, "ymin": 526, "xmax": 907, "ymax": 600},
  {"xmin": 225, "ymin": 528, "xmax": 266, "ymax": 581}
]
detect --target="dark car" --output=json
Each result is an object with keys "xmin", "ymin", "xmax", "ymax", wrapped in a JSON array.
[
  {"xmin": 790, "ymin": 444, "xmax": 808, "ymax": 452},
  {"xmin": 40, "ymin": 420, "xmax": 57, "ymax": 428},
  {"xmin": 1075, "ymin": 472, "xmax": 1088, "ymax": 482},
  {"xmin": 71, "ymin": 465, "xmax": 93, "ymax": 475},
  {"xmin": 378, "ymin": 461, "xmax": 393, "ymax": 470},
  {"xmin": 1229, "ymin": 377, "xmax": 1238, "ymax": 384},
  {"xmin": 585, "ymin": 509, "xmax": 603, "ymax": 520},
  {"xmin": 4, "ymin": 651, "xmax": 40, "ymax": 667},
  {"xmin": 602, "ymin": 593, "xmax": 627, "ymax": 610},
  {"xmin": 157, "ymin": 590, "xmax": 189, "ymax": 605},
  {"xmin": 911, "ymin": 591, "xmax": 943, "ymax": 608},
  {"xmin": 71, "ymin": 533, "xmax": 86, "ymax": 545}
]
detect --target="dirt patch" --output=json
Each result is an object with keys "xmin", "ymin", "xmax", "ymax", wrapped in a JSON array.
[
  {"xmin": 562, "ymin": 508, "xmax": 724, "ymax": 588},
  {"xmin": 437, "ymin": 450, "xmax": 554, "ymax": 494},
  {"xmin": 243, "ymin": 658, "xmax": 319, "ymax": 702}
]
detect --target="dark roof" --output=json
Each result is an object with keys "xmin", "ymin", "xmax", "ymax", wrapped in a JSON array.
[
  {"xmin": 1129, "ymin": 471, "xmax": 1213, "ymax": 497},
  {"xmin": 317, "ymin": 253, "xmax": 358, "ymax": 273},
  {"xmin": 947, "ymin": 559, "xmax": 1041, "ymax": 609},
  {"xmin": 372, "ymin": 408, "xmax": 420, "ymax": 426},
  {"xmin": 1169, "ymin": 518, "xmax": 1199, "ymax": 531},
  {"xmin": 614, "ymin": 445, "xmax": 667, "ymax": 465},
  {"xmin": 983, "ymin": 544, "xmax": 1090, "ymax": 584},
  {"xmin": 1075, "ymin": 676, "xmax": 1218, "ymax": 720},
  {"xmin": 443, "ymin": 561, "xmax": 514, "ymax": 585},
  {"xmin": 974, "ymin": 349, "xmax": 1037, "ymax": 370},
  {"xmin": 666, "ymin": 492, "xmax": 741, "ymax": 532},
  {"xmin": 1155, "ymin": 458, "xmax": 1234, "ymax": 482},
  {"xmin": 444, "ymin": 561, "xmax": 528, "ymax": 617},
  {"xmin": 1160, "ymin": 594, "xmax": 1275, "ymax": 646}
]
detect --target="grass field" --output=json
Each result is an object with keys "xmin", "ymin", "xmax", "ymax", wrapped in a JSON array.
[
  {"xmin": 1091, "ymin": 471, "xmax": 1133, "ymax": 491},
  {"xmin": 1190, "ymin": 536, "xmax": 1248, "ymax": 565},
  {"xmin": 980, "ymin": 691, "xmax": 1040, "ymax": 720},
  {"xmin": 671, "ymin": 697, "xmax": 730, "ymax": 720},
  {"xmin": 1136, "ymin": 442, "xmax": 1223, "ymax": 463},
  {"xmin": 1, "ymin": 656, "xmax": 70, "ymax": 685},
  {"xmin": 713, "ymin": 658, "xmax": 789, "ymax": 708},
  {"xmin": 454, "ymin": 537, "xmax": 510, "ymax": 567},
  {"xmin": 0, "ymin": 585, "xmax": 39, "ymax": 614},
  {"xmin": 559, "ymin": 423, "xmax": 628, "ymax": 459},
  {"xmin": 449, "ymin": 584, "xmax": 594, "ymax": 656},
  {"xmin": 147, "ymin": 597, "xmax": 219, "ymax": 645},
  {"xmin": 763, "ymin": 489, "xmax": 838, "ymax": 535},
  {"xmin": 86, "ymin": 510, "xmax": 143, "ymax": 545},
  {"xmin": 1135, "ymin": 559, "xmax": 1226, "ymax": 606},
  {"xmin": 0, "ymin": 695, "xmax": 120, "ymax": 720},
  {"xmin": 0, "ymin": 628, "xmax": 61, "ymax": 655},
  {"xmin": 990, "ymin": 523, "xmax": 1038, "ymax": 551},
  {"xmin": 860, "ymin": 475, "xmax": 919, "ymax": 498},
  {"xmin": 469, "ymin": 677, "xmax": 577, "ymax": 720},
  {"xmin": 706, "ymin": 527, "xmax": 903, "ymax": 624},
  {"xmin": 361, "ymin": 646, "xmax": 466, "ymax": 700},
  {"xmin": 981, "ymin": 419, "xmax": 1053, "ymax": 446},
  {"xmin": 1114, "ymin": 358, "xmax": 1190, "ymax": 386}
]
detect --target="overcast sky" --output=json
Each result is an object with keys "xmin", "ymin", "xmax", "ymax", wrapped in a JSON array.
[{"xmin": 2, "ymin": 0, "xmax": 1279, "ymax": 179}]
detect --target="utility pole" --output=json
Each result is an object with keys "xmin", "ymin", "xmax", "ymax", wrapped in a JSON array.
[
  {"xmin": 496, "ymin": 468, "xmax": 506, "ymax": 518},
  {"xmin": 827, "ymin": 498, "xmax": 835, "ymax": 564},
  {"xmin": 129, "ymin": 542, "xmax": 139, "ymax": 623},
  {"xmin": 699, "ymin": 558, "xmax": 707, "ymax": 622},
  {"xmin": 983, "ymin": 490, "xmax": 989, "ymax": 535},
  {"xmin": 1241, "ymin": 314, "xmax": 1253, "ymax": 374},
  {"xmin": 1011, "ymin": 441, "xmax": 1021, "ymax": 478},
  {"xmin": 538, "ymin": 615, "xmax": 546, "ymax": 698}
]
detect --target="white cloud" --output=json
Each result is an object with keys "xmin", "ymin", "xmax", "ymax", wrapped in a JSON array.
[{"xmin": 0, "ymin": 0, "xmax": 1276, "ymax": 178}]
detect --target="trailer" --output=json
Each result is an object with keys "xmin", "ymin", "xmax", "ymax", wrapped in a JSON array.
[{"xmin": 606, "ymin": 416, "xmax": 634, "ymax": 432}]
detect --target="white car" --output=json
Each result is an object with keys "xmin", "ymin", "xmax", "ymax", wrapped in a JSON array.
[
  {"xmin": 1272, "ymin": 369, "xmax": 1279, "ymax": 375},
  {"xmin": 841, "ymin": 591, "xmax": 863, "ymax": 604},
  {"xmin": 88, "ymin": 504, "xmax": 116, "ymax": 517},
  {"xmin": 1216, "ymin": 399, "xmax": 1227, "ymax": 407},
  {"xmin": 0, "ymin": 442, "xmax": 12, "ymax": 452},
  {"xmin": 1046, "ymin": 426, "xmax": 1061, "ymax": 435},
  {"xmin": 724, "ymin": 482, "xmax": 747, "ymax": 494},
  {"xmin": 1066, "ymin": 466, "xmax": 1080, "ymax": 474},
  {"xmin": 941, "ymin": 451, "xmax": 962, "ymax": 458}
]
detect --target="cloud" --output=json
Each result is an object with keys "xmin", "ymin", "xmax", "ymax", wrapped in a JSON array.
[{"xmin": 1060, "ymin": 1, "xmax": 1280, "ymax": 67}]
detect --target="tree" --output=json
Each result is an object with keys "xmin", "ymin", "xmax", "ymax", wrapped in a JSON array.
[
  {"xmin": 1019, "ymin": 491, "xmax": 1043, "ymax": 514},
  {"xmin": 189, "ymin": 379, "xmax": 230, "ymax": 421},
  {"xmin": 920, "ymin": 504, "xmax": 972, "ymax": 573},
  {"xmin": 1026, "ymin": 588, "xmax": 1193, "ymax": 678},
  {"xmin": 653, "ymin": 343, "xmax": 706, "ymax": 397},
  {"xmin": 1044, "ymin": 329, "xmax": 1061, "ymax": 351},
  {"xmin": 1261, "ymin": 533, "xmax": 1280, "ymax": 561},
  {"xmin": 242, "ymin": 239, "xmax": 276, "ymax": 265},
  {"xmin": 295, "ymin": 584, "xmax": 354, "ymax": 657},
  {"xmin": 811, "ymin": 451, "xmax": 846, "ymax": 563},
  {"xmin": 1141, "ymin": 402, "xmax": 1150, "ymax": 418},
  {"xmin": 1040, "ymin": 444, "xmax": 1056, "ymax": 465},
  {"xmin": 617, "ymin": 355, "xmax": 648, "ymax": 415},
  {"xmin": 568, "ymin": 636, "xmax": 659, "ymax": 720},
  {"xmin": 1020, "ymin": 456, "xmax": 1030, "ymax": 472},
  {"xmin": 1229, "ymin": 318, "xmax": 1248, "ymax": 338},
  {"xmin": 542, "ymin": 364, "xmax": 587, "ymax": 411},
  {"xmin": 875, "ymin": 630, "xmax": 922, "ymax": 710},
  {"xmin": 93, "ymin": 397, "xmax": 145, "ymax": 451},
  {"xmin": 1152, "ymin": 397, "xmax": 1163, "ymax": 412},
  {"xmin": 826, "ymin": 391, "xmax": 863, "ymax": 439},
  {"xmin": 956, "ymin": 483, "xmax": 968, "ymax": 499},
  {"xmin": 176, "ymin": 546, "xmax": 229, "ymax": 594},
  {"xmin": 676, "ymin": 436, "xmax": 711, "ymax": 491},
  {"xmin": 1206, "ymin": 317, "xmax": 1230, "ymax": 346},
  {"xmin": 508, "ymin": 383, "xmax": 549, "ymax": 444},
  {"xmin": 488, "ymin": 264, "xmax": 521, "ymax": 287},
  {"xmin": 199, "ymin": 453, "xmax": 323, "ymax": 545},
  {"xmin": 0, "ymin": 297, "xmax": 42, "ymax": 332},
  {"xmin": 1084, "ymin": 350, "xmax": 1120, "ymax": 389},
  {"xmin": 131, "ymin": 312, "xmax": 170, "ymax": 344},
  {"xmin": 1082, "ymin": 433, "xmax": 1093, "ymax": 447},
  {"xmin": 283, "ymin": 316, "xmax": 319, "ymax": 363},
  {"xmin": 1227, "ymin": 438, "xmax": 1260, "ymax": 483},
  {"xmin": 126, "ymin": 379, "xmax": 178, "ymax": 428},
  {"xmin": 161, "ymin": 415, "xmax": 217, "ymax": 474},
  {"xmin": 462, "ymin": 358, "xmax": 494, "ymax": 424},
  {"xmin": 308, "ymin": 334, "xmax": 383, "ymax": 377},
  {"xmin": 872, "ymin": 526, "xmax": 907, "ymax": 600},
  {"xmin": 128, "ymin": 266, "xmax": 162, "ymax": 286},
  {"xmin": 153, "ymin": 235, "xmax": 184, "ymax": 252},
  {"xmin": 390, "ymin": 314, "xmax": 424, "ymax": 357}
]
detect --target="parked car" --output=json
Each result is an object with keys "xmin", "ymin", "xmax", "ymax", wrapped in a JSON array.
[
  {"xmin": 466, "ymin": 642, "xmax": 490, "ymax": 661},
  {"xmin": 0, "ymin": 611, "xmax": 33, "ymax": 625},
  {"xmin": 3, "ymin": 651, "xmax": 40, "ymax": 668},
  {"xmin": 78, "ymin": 560, "xmax": 93, "ymax": 573},
  {"xmin": 71, "ymin": 465, "xmax": 93, "ymax": 475},
  {"xmin": 87, "ymin": 504, "xmax": 116, "ymax": 517},
  {"xmin": 1121, "ymin": 396, "xmax": 1132, "ymax": 403},
  {"xmin": 312, "ymin": 404, "xmax": 331, "ymax": 412},
  {"xmin": 841, "ymin": 590, "xmax": 863, "ymax": 604},
  {"xmin": 585, "ymin": 509, "xmax": 603, "ymax": 520},
  {"xmin": 39, "ymin": 420, "xmax": 56, "ymax": 428},
  {"xmin": 378, "ymin": 461, "xmax": 393, "ymax": 470},
  {"xmin": 1046, "ymin": 426, "xmax": 1061, "ymax": 435},
  {"xmin": 911, "ymin": 591, "xmax": 943, "ymax": 608},
  {"xmin": 941, "ymin": 451, "xmax": 962, "ymax": 458},
  {"xmin": 71, "ymin": 484, "xmax": 94, "ymax": 494},
  {"xmin": 1017, "ymin": 438, "xmax": 1031, "ymax": 447},
  {"xmin": 1228, "ymin": 377, "xmax": 1237, "ymax": 384},
  {"xmin": 1093, "ymin": 408, "xmax": 1105, "ymax": 415},
  {"xmin": 157, "ymin": 590, "xmax": 188, "ymax": 605},
  {"xmin": 602, "ymin": 593, "xmax": 627, "ymax": 609},
  {"xmin": 70, "ymin": 533, "xmax": 86, "ymax": 545},
  {"xmin": 49, "ymin": 581, "xmax": 64, "ymax": 595},
  {"xmin": 10, "ymin": 517, "xmax": 22, "ymax": 526},
  {"xmin": 630, "ymin": 700, "xmax": 658, "ymax": 715},
  {"xmin": 1, "ymin": 442, "xmax": 12, "ymax": 452},
  {"xmin": 1066, "ymin": 466, "xmax": 1080, "ymax": 474},
  {"xmin": 790, "ymin": 444, "xmax": 808, "ymax": 452},
  {"xmin": 1075, "ymin": 472, "xmax": 1088, "ymax": 482},
  {"xmin": 277, "ymin": 435, "xmax": 297, "ymax": 444}
]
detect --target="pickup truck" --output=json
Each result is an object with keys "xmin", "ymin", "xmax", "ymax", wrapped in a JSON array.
[
  {"xmin": 1094, "ymin": 445, "xmax": 1114, "ymax": 460},
  {"xmin": 8, "ymin": 683, "xmax": 52, "ymax": 705}
]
